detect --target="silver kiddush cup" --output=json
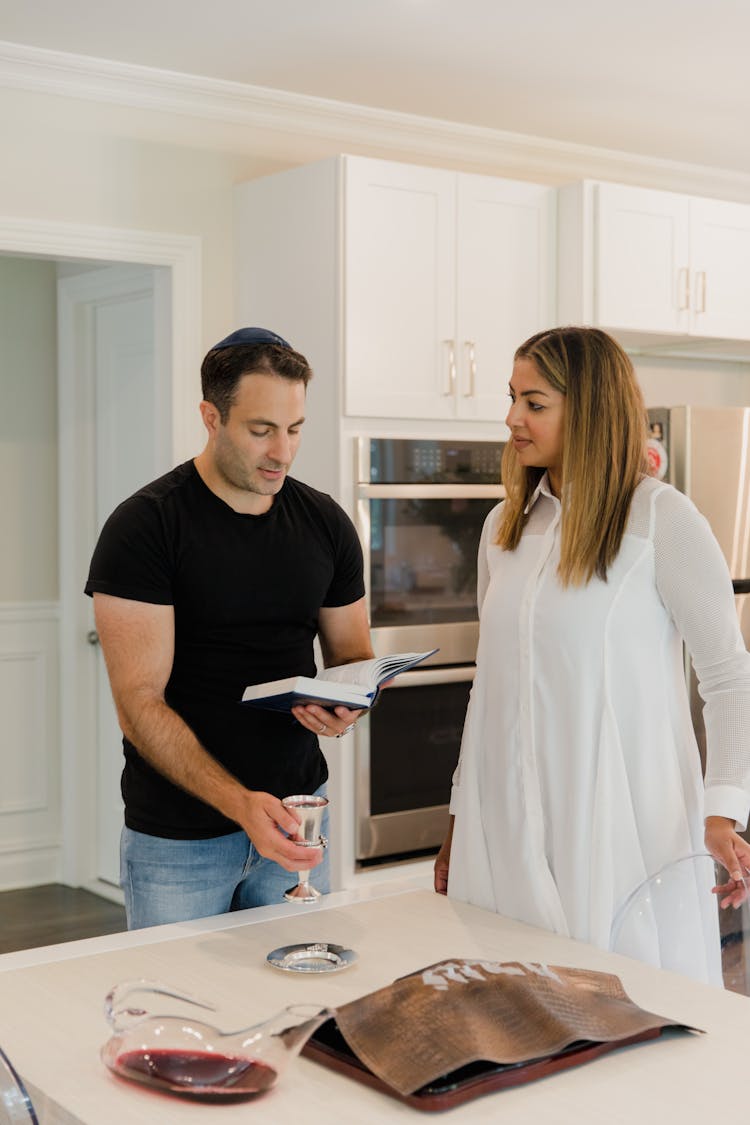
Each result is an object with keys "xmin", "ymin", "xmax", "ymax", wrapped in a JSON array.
[{"xmin": 281, "ymin": 794, "xmax": 329, "ymax": 903}]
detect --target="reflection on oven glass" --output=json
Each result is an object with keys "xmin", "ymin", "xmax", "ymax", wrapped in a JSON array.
[
  {"xmin": 369, "ymin": 679, "xmax": 470, "ymax": 817},
  {"xmin": 370, "ymin": 498, "xmax": 496, "ymax": 627}
]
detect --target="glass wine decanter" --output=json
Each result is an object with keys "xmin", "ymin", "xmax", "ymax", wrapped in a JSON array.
[{"xmin": 100, "ymin": 979, "xmax": 331, "ymax": 1101}]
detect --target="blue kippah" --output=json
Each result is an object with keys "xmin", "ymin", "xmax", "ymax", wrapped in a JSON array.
[{"xmin": 209, "ymin": 327, "xmax": 291, "ymax": 351}]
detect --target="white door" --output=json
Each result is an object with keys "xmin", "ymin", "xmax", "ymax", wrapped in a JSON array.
[
  {"xmin": 456, "ymin": 174, "xmax": 556, "ymax": 420},
  {"xmin": 58, "ymin": 264, "xmax": 171, "ymax": 888},
  {"xmin": 344, "ymin": 157, "xmax": 457, "ymax": 419},
  {"xmin": 92, "ymin": 283, "xmax": 169, "ymax": 884},
  {"xmin": 595, "ymin": 182, "xmax": 690, "ymax": 334}
]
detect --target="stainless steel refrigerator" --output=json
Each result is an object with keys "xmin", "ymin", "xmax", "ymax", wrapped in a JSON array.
[{"xmin": 648, "ymin": 405, "xmax": 750, "ymax": 772}]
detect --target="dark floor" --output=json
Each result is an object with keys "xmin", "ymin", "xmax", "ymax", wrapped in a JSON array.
[{"xmin": 0, "ymin": 884, "xmax": 127, "ymax": 954}]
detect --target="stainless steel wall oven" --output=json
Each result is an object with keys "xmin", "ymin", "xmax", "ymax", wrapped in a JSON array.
[{"xmin": 354, "ymin": 437, "xmax": 505, "ymax": 865}]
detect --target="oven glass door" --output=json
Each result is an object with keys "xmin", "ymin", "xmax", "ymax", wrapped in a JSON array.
[
  {"xmin": 367, "ymin": 495, "xmax": 499, "ymax": 628},
  {"xmin": 356, "ymin": 666, "xmax": 474, "ymax": 863}
]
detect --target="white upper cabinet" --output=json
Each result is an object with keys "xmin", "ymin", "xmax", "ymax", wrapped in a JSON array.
[
  {"xmin": 558, "ymin": 180, "xmax": 750, "ymax": 348},
  {"xmin": 344, "ymin": 158, "xmax": 555, "ymax": 419},
  {"xmin": 689, "ymin": 196, "xmax": 750, "ymax": 340},
  {"xmin": 455, "ymin": 174, "xmax": 556, "ymax": 419},
  {"xmin": 342, "ymin": 159, "xmax": 456, "ymax": 419},
  {"xmin": 595, "ymin": 183, "xmax": 690, "ymax": 334},
  {"xmin": 235, "ymin": 156, "xmax": 555, "ymax": 422}
]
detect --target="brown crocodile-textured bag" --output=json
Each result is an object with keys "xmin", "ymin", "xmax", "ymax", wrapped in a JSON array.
[{"xmin": 302, "ymin": 958, "xmax": 699, "ymax": 1111}]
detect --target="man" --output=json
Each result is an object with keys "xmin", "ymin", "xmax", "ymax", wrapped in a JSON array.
[{"xmin": 86, "ymin": 326, "xmax": 373, "ymax": 928}]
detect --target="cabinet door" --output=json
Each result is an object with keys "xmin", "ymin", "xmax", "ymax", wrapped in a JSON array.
[
  {"xmin": 689, "ymin": 197, "xmax": 750, "ymax": 340},
  {"xmin": 344, "ymin": 157, "xmax": 456, "ymax": 419},
  {"xmin": 595, "ymin": 183, "xmax": 690, "ymax": 334},
  {"xmin": 456, "ymin": 175, "xmax": 555, "ymax": 420}
]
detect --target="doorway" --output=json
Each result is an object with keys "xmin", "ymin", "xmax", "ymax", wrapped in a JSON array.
[{"xmin": 0, "ymin": 217, "xmax": 201, "ymax": 901}]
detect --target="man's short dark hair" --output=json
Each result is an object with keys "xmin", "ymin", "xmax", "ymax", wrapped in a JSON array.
[{"xmin": 201, "ymin": 341, "xmax": 313, "ymax": 423}]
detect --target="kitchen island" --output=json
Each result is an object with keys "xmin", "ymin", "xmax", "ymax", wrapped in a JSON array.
[{"xmin": 0, "ymin": 875, "xmax": 748, "ymax": 1123}]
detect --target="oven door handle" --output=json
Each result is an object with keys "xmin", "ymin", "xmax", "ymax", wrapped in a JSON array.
[
  {"xmin": 357, "ymin": 483, "xmax": 505, "ymax": 500},
  {"xmin": 384, "ymin": 665, "xmax": 476, "ymax": 688}
]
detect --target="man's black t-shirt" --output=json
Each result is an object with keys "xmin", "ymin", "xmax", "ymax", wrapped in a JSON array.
[{"xmin": 85, "ymin": 461, "xmax": 365, "ymax": 839}]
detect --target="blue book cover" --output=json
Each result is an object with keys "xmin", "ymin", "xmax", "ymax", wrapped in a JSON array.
[{"xmin": 241, "ymin": 649, "xmax": 438, "ymax": 713}]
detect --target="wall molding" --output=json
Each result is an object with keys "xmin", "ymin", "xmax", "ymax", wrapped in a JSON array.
[
  {"xmin": 0, "ymin": 609, "xmax": 59, "ymax": 890},
  {"xmin": 0, "ymin": 838, "xmax": 62, "ymax": 892},
  {"xmin": 0, "ymin": 834, "xmax": 61, "ymax": 858},
  {"xmin": 0, "ymin": 601, "xmax": 59, "ymax": 623},
  {"xmin": 0, "ymin": 649, "xmax": 49, "ymax": 812},
  {"xmin": 2, "ymin": 39, "xmax": 750, "ymax": 201}
]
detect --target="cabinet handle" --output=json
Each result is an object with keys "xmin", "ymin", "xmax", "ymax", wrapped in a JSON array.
[
  {"xmin": 442, "ymin": 339, "xmax": 456, "ymax": 396},
  {"xmin": 694, "ymin": 270, "xmax": 707, "ymax": 314},
  {"xmin": 677, "ymin": 266, "xmax": 690, "ymax": 310},
  {"xmin": 463, "ymin": 340, "xmax": 476, "ymax": 397}
]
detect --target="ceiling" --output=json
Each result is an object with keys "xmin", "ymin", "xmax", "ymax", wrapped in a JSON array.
[{"xmin": 1, "ymin": 0, "xmax": 749, "ymax": 177}]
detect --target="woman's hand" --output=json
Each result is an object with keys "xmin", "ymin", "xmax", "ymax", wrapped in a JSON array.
[
  {"xmin": 434, "ymin": 817, "xmax": 454, "ymax": 895},
  {"xmin": 705, "ymin": 815, "xmax": 750, "ymax": 908}
]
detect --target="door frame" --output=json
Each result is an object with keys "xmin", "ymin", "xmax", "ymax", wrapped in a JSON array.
[{"xmin": 0, "ymin": 217, "xmax": 202, "ymax": 891}]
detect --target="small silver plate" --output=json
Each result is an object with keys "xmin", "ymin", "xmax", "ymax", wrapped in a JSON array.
[{"xmin": 266, "ymin": 942, "xmax": 357, "ymax": 973}]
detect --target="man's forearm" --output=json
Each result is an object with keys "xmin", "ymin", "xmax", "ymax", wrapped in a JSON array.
[{"xmin": 120, "ymin": 693, "xmax": 247, "ymax": 824}]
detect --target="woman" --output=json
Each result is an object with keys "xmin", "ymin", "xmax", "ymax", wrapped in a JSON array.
[{"xmin": 435, "ymin": 326, "xmax": 750, "ymax": 984}]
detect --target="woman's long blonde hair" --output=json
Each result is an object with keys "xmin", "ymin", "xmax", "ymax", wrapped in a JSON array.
[{"xmin": 497, "ymin": 326, "xmax": 648, "ymax": 586}]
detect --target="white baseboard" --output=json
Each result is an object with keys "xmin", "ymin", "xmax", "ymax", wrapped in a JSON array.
[
  {"xmin": 81, "ymin": 879, "xmax": 125, "ymax": 907},
  {"xmin": 0, "ymin": 844, "xmax": 62, "ymax": 891}
]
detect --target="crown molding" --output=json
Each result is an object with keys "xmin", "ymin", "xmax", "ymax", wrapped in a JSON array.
[{"xmin": 2, "ymin": 39, "xmax": 750, "ymax": 200}]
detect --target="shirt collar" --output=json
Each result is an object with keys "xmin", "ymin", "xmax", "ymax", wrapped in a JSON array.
[{"xmin": 524, "ymin": 472, "xmax": 558, "ymax": 515}]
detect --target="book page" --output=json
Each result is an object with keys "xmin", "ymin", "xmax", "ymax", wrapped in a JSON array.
[
  {"xmin": 317, "ymin": 657, "xmax": 381, "ymax": 691},
  {"xmin": 316, "ymin": 650, "xmax": 437, "ymax": 691}
]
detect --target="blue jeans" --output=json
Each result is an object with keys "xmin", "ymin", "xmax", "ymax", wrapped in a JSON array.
[{"xmin": 120, "ymin": 786, "xmax": 330, "ymax": 930}]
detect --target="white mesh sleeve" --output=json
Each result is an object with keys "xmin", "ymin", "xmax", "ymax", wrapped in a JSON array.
[{"xmin": 653, "ymin": 485, "xmax": 750, "ymax": 827}]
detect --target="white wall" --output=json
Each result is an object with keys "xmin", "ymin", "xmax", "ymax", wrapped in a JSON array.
[
  {"xmin": 0, "ymin": 256, "xmax": 58, "ymax": 602},
  {"xmin": 636, "ymin": 356, "xmax": 750, "ymax": 410},
  {"xmin": 0, "ymin": 87, "xmax": 289, "ymax": 359},
  {"xmin": 0, "ymin": 258, "xmax": 61, "ymax": 890}
]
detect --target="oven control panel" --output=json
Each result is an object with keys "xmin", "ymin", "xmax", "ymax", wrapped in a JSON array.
[{"xmin": 366, "ymin": 438, "xmax": 503, "ymax": 484}]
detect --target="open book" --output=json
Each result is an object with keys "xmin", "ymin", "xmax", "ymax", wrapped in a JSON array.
[{"xmin": 241, "ymin": 649, "xmax": 438, "ymax": 713}]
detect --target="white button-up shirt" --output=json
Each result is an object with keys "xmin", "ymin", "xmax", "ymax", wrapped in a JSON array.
[{"xmin": 448, "ymin": 474, "xmax": 750, "ymax": 982}]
